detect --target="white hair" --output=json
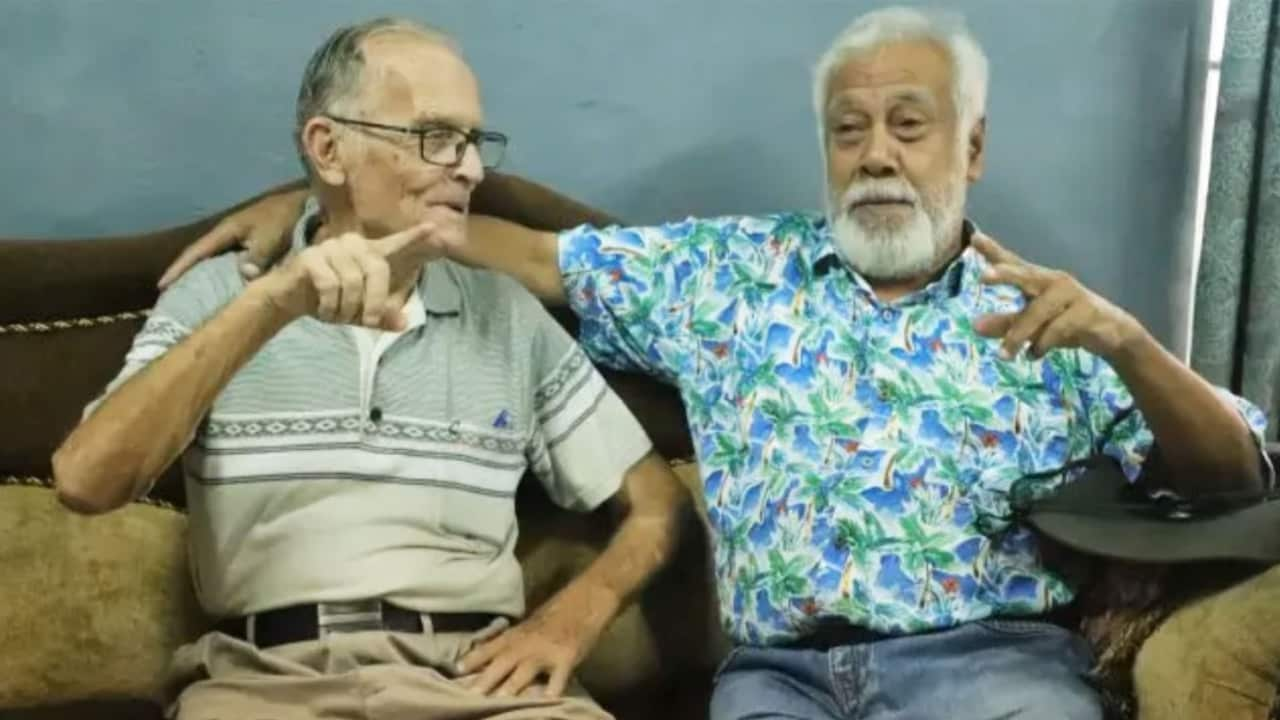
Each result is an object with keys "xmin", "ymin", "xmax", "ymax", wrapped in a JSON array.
[{"xmin": 812, "ymin": 6, "xmax": 989, "ymax": 145}]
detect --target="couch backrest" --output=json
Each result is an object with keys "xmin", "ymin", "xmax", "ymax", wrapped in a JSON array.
[{"xmin": 0, "ymin": 173, "xmax": 694, "ymax": 507}]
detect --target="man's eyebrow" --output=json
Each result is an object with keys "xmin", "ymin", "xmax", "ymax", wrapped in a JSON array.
[
  {"xmin": 409, "ymin": 112, "xmax": 477, "ymax": 129},
  {"xmin": 826, "ymin": 97, "xmax": 862, "ymax": 114},
  {"xmin": 892, "ymin": 89, "xmax": 937, "ymax": 107}
]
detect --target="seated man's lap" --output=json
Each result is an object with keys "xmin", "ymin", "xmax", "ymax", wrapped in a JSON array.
[
  {"xmin": 710, "ymin": 621, "xmax": 1102, "ymax": 720},
  {"xmin": 175, "ymin": 670, "xmax": 609, "ymax": 720},
  {"xmin": 710, "ymin": 647, "xmax": 843, "ymax": 720},
  {"xmin": 169, "ymin": 630, "xmax": 611, "ymax": 720}
]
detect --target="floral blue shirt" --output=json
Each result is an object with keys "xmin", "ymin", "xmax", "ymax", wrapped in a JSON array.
[{"xmin": 558, "ymin": 213, "xmax": 1270, "ymax": 645}]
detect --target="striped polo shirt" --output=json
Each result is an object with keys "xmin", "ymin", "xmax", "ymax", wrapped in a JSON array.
[{"xmin": 90, "ymin": 202, "xmax": 652, "ymax": 619}]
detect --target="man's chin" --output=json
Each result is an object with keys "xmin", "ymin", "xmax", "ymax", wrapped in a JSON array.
[
  {"xmin": 833, "ymin": 229, "xmax": 940, "ymax": 281},
  {"xmin": 850, "ymin": 263, "xmax": 931, "ymax": 282},
  {"xmin": 850, "ymin": 203, "xmax": 913, "ymax": 224},
  {"xmin": 843, "ymin": 214, "xmax": 913, "ymax": 240}
]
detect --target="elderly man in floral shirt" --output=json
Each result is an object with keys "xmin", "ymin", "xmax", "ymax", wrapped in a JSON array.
[{"xmin": 165, "ymin": 6, "xmax": 1271, "ymax": 719}]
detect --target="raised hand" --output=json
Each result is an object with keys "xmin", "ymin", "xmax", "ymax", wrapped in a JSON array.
[
  {"xmin": 972, "ymin": 233, "xmax": 1143, "ymax": 362},
  {"xmin": 258, "ymin": 222, "xmax": 453, "ymax": 331}
]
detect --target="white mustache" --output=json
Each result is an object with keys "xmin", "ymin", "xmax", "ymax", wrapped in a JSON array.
[{"xmin": 840, "ymin": 181, "xmax": 920, "ymax": 213}]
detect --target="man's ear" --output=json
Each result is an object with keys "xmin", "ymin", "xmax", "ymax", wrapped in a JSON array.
[
  {"xmin": 301, "ymin": 117, "xmax": 347, "ymax": 186},
  {"xmin": 966, "ymin": 117, "xmax": 987, "ymax": 183}
]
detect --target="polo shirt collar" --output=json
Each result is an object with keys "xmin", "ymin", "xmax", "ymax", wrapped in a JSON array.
[{"xmin": 417, "ymin": 260, "xmax": 462, "ymax": 317}]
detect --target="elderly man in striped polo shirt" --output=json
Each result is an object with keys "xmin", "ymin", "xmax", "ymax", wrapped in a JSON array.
[{"xmin": 52, "ymin": 18, "xmax": 687, "ymax": 720}]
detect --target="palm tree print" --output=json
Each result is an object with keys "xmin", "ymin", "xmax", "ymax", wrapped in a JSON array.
[
  {"xmin": 794, "ymin": 471, "xmax": 831, "ymax": 541},
  {"xmin": 555, "ymin": 213, "xmax": 1270, "ymax": 644}
]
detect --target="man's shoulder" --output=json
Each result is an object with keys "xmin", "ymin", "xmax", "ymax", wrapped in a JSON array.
[
  {"xmin": 155, "ymin": 252, "xmax": 245, "ymax": 317},
  {"xmin": 443, "ymin": 260, "xmax": 558, "ymax": 322},
  {"xmin": 559, "ymin": 212, "xmax": 825, "ymax": 273},
  {"xmin": 563, "ymin": 212, "xmax": 818, "ymax": 239},
  {"xmin": 743, "ymin": 211, "xmax": 825, "ymax": 232},
  {"xmin": 444, "ymin": 259, "xmax": 529, "ymax": 298}
]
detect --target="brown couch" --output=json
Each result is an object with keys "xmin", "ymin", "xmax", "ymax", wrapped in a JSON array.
[{"xmin": 0, "ymin": 172, "xmax": 1276, "ymax": 720}]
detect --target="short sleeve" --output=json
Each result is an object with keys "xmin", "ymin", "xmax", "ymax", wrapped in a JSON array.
[
  {"xmin": 84, "ymin": 255, "xmax": 241, "ymax": 419},
  {"xmin": 520, "ymin": 296, "xmax": 653, "ymax": 512},
  {"xmin": 1068, "ymin": 349, "xmax": 1273, "ymax": 485},
  {"xmin": 557, "ymin": 217, "xmax": 743, "ymax": 383}
]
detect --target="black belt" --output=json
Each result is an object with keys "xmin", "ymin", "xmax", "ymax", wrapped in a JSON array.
[
  {"xmin": 215, "ymin": 600, "xmax": 503, "ymax": 649},
  {"xmin": 784, "ymin": 608, "xmax": 1079, "ymax": 652},
  {"xmin": 783, "ymin": 621, "xmax": 894, "ymax": 651}
]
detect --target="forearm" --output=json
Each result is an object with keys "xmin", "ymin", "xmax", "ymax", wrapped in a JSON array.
[
  {"xmin": 536, "ymin": 452, "xmax": 687, "ymax": 629},
  {"xmin": 1110, "ymin": 330, "xmax": 1264, "ymax": 495},
  {"xmin": 53, "ymin": 282, "xmax": 295, "ymax": 513},
  {"xmin": 463, "ymin": 215, "xmax": 566, "ymax": 304}
]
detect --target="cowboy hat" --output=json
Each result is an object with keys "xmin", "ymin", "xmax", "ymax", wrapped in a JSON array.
[{"xmin": 1020, "ymin": 449, "xmax": 1280, "ymax": 565}]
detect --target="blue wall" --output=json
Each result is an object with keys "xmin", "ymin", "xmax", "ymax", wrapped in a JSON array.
[{"xmin": 0, "ymin": 0, "xmax": 1208, "ymax": 348}]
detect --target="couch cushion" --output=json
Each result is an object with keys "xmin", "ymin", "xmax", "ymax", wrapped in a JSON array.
[
  {"xmin": 0, "ymin": 699, "xmax": 164, "ymax": 720},
  {"xmin": 0, "ymin": 483, "xmax": 209, "ymax": 709},
  {"xmin": 1132, "ymin": 564, "xmax": 1280, "ymax": 719}
]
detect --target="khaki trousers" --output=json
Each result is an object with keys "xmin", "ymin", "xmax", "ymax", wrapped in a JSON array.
[{"xmin": 166, "ymin": 620, "xmax": 613, "ymax": 720}]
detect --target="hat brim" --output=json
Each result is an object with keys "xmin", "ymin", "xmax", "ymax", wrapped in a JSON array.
[{"xmin": 1024, "ymin": 464, "xmax": 1280, "ymax": 565}]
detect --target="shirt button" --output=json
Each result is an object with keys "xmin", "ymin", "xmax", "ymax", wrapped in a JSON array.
[
  {"xmin": 880, "ymin": 308, "xmax": 897, "ymax": 322},
  {"xmin": 369, "ymin": 407, "xmax": 383, "ymax": 422}
]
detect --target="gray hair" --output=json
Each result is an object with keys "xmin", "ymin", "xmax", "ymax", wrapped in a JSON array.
[
  {"xmin": 293, "ymin": 17, "xmax": 458, "ymax": 174},
  {"xmin": 812, "ymin": 7, "xmax": 989, "ymax": 147}
]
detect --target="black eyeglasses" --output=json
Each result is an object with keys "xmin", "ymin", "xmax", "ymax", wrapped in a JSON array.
[{"xmin": 324, "ymin": 114, "xmax": 508, "ymax": 169}]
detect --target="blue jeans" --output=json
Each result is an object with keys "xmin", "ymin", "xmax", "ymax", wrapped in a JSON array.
[{"xmin": 711, "ymin": 619, "xmax": 1102, "ymax": 720}]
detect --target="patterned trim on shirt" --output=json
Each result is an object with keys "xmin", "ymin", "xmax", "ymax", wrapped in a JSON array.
[
  {"xmin": 132, "ymin": 315, "xmax": 193, "ymax": 357},
  {"xmin": 202, "ymin": 415, "xmax": 525, "ymax": 454},
  {"xmin": 187, "ymin": 470, "xmax": 518, "ymax": 497},
  {"xmin": 533, "ymin": 347, "xmax": 592, "ymax": 413}
]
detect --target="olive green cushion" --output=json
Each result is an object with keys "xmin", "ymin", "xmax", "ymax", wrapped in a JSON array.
[{"xmin": 0, "ymin": 483, "xmax": 208, "ymax": 708}]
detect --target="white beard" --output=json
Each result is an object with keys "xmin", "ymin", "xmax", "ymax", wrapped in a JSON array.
[{"xmin": 828, "ymin": 174, "xmax": 967, "ymax": 282}]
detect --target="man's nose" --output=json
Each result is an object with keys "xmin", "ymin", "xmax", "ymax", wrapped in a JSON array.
[
  {"xmin": 859, "ymin": 126, "xmax": 899, "ymax": 179},
  {"xmin": 451, "ymin": 142, "xmax": 485, "ymax": 188}
]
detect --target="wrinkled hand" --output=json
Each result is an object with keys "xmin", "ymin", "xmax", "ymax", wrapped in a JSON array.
[
  {"xmin": 159, "ymin": 190, "xmax": 307, "ymax": 289},
  {"xmin": 259, "ymin": 222, "xmax": 452, "ymax": 330},
  {"xmin": 972, "ymin": 233, "xmax": 1145, "ymax": 362},
  {"xmin": 457, "ymin": 593, "xmax": 607, "ymax": 699}
]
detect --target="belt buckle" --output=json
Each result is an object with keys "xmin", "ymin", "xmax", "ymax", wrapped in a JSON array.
[{"xmin": 316, "ymin": 599, "xmax": 386, "ymax": 637}]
